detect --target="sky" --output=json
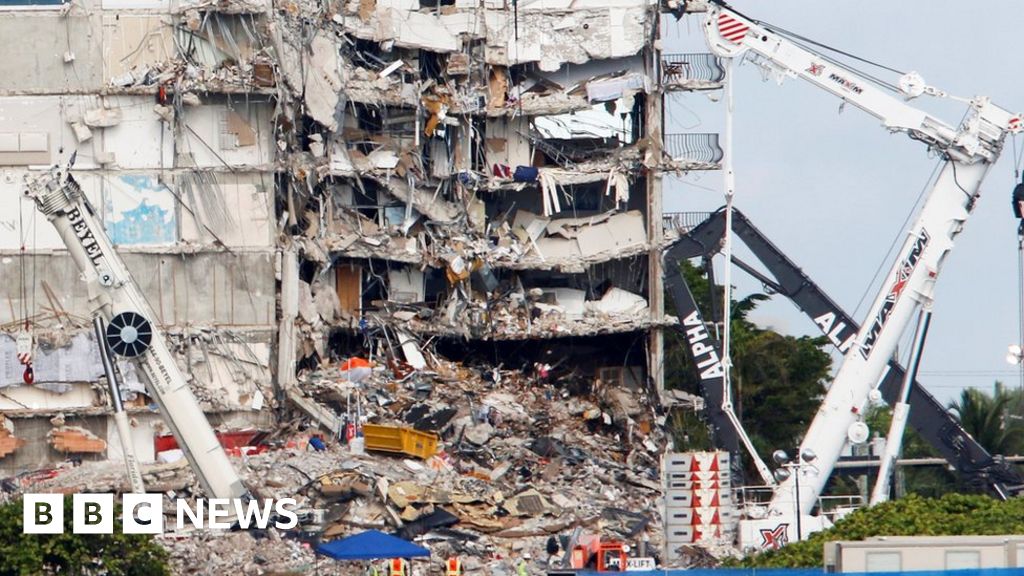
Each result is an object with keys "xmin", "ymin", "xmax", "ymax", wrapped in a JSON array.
[{"xmin": 660, "ymin": 1, "xmax": 1024, "ymax": 405}]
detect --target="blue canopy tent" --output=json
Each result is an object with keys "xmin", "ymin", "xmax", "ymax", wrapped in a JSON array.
[{"xmin": 317, "ymin": 530, "xmax": 430, "ymax": 561}]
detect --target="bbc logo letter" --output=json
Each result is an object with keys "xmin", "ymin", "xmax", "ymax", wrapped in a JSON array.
[
  {"xmin": 124, "ymin": 494, "xmax": 163, "ymax": 534},
  {"xmin": 73, "ymin": 494, "xmax": 114, "ymax": 534},
  {"xmin": 24, "ymin": 494, "xmax": 63, "ymax": 534}
]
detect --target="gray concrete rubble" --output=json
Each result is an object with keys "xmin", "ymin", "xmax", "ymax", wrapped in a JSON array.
[{"xmin": 6, "ymin": 355, "xmax": 674, "ymax": 574}]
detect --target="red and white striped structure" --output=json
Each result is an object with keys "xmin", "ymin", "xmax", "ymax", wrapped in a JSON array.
[
  {"xmin": 664, "ymin": 451, "xmax": 736, "ymax": 553},
  {"xmin": 717, "ymin": 13, "xmax": 749, "ymax": 44}
]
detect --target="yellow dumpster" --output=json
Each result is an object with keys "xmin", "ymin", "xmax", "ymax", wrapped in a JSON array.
[{"xmin": 362, "ymin": 424, "xmax": 439, "ymax": 459}]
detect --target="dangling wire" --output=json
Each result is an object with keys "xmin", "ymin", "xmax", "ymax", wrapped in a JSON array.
[{"xmin": 18, "ymin": 199, "xmax": 28, "ymax": 330}]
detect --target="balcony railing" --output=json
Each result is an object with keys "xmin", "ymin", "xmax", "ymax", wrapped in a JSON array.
[
  {"xmin": 663, "ymin": 211, "xmax": 713, "ymax": 233},
  {"xmin": 664, "ymin": 132, "xmax": 723, "ymax": 165},
  {"xmin": 662, "ymin": 53, "xmax": 726, "ymax": 87}
]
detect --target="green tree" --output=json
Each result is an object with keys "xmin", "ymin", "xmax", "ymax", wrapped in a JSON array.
[
  {"xmin": 0, "ymin": 496, "xmax": 170, "ymax": 576},
  {"xmin": 949, "ymin": 382, "xmax": 1024, "ymax": 456},
  {"xmin": 665, "ymin": 260, "xmax": 831, "ymax": 464}
]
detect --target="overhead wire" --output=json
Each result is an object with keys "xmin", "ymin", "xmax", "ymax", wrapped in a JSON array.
[
  {"xmin": 852, "ymin": 160, "xmax": 942, "ymax": 319},
  {"xmin": 762, "ymin": 23, "xmax": 905, "ymax": 77}
]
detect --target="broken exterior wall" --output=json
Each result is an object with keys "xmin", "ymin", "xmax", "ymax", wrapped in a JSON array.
[
  {"xmin": 0, "ymin": 0, "xmax": 278, "ymax": 475},
  {"xmin": 272, "ymin": 0, "xmax": 721, "ymax": 395}
]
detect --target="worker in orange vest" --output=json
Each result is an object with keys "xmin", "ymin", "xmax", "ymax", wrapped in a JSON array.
[
  {"xmin": 387, "ymin": 558, "xmax": 409, "ymax": 576},
  {"xmin": 445, "ymin": 557, "xmax": 463, "ymax": 576}
]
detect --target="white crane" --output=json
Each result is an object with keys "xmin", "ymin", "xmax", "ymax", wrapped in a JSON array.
[
  {"xmin": 700, "ymin": 1, "xmax": 1022, "ymax": 548},
  {"xmin": 25, "ymin": 162, "xmax": 249, "ymax": 501}
]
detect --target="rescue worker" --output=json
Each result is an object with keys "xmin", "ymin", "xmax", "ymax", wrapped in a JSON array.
[
  {"xmin": 444, "ymin": 556, "xmax": 463, "ymax": 576},
  {"xmin": 516, "ymin": 552, "xmax": 531, "ymax": 576},
  {"xmin": 387, "ymin": 557, "xmax": 409, "ymax": 576},
  {"xmin": 364, "ymin": 562, "xmax": 381, "ymax": 576}
]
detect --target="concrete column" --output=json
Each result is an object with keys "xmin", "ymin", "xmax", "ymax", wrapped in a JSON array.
[
  {"xmin": 277, "ymin": 248, "xmax": 298, "ymax": 389},
  {"xmin": 646, "ymin": 28, "xmax": 666, "ymax": 396}
]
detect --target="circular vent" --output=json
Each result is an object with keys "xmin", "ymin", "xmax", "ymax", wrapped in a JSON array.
[{"xmin": 105, "ymin": 312, "xmax": 153, "ymax": 357}]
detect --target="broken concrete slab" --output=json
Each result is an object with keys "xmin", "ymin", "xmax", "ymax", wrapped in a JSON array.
[{"xmin": 303, "ymin": 35, "xmax": 343, "ymax": 131}]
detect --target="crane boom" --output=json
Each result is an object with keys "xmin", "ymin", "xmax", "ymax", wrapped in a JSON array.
[
  {"xmin": 704, "ymin": 3, "xmax": 1019, "ymax": 163},
  {"xmin": 667, "ymin": 207, "xmax": 1023, "ymax": 499},
  {"xmin": 25, "ymin": 164, "xmax": 248, "ymax": 501},
  {"xmin": 699, "ymin": 2, "xmax": 1023, "ymax": 546}
]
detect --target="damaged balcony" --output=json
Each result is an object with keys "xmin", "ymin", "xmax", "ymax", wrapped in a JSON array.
[
  {"xmin": 663, "ymin": 211, "xmax": 714, "ymax": 234},
  {"xmin": 661, "ymin": 53, "xmax": 725, "ymax": 91},
  {"xmin": 664, "ymin": 132, "xmax": 723, "ymax": 169}
]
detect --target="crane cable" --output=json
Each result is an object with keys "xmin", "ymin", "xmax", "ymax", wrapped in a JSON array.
[
  {"xmin": 720, "ymin": 2, "xmax": 905, "ymax": 93},
  {"xmin": 1017, "ymin": 229, "xmax": 1023, "ymax": 392},
  {"xmin": 18, "ymin": 201, "xmax": 27, "ymax": 327},
  {"xmin": 1014, "ymin": 134, "xmax": 1024, "ymax": 393},
  {"xmin": 17, "ymin": 199, "xmax": 35, "ymax": 385},
  {"xmin": 720, "ymin": 57, "xmax": 775, "ymax": 486}
]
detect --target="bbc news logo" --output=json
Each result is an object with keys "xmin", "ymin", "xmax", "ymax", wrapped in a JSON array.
[{"xmin": 23, "ymin": 494, "xmax": 298, "ymax": 534}]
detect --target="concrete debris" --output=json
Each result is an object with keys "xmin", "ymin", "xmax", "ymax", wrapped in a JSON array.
[
  {"xmin": 6, "ymin": 348, "xmax": 668, "ymax": 572},
  {"xmin": 0, "ymin": 424, "xmax": 24, "ymax": 460},
  {"xmin": 48, "ymin": 426, "xmax": 108, "ymax": 454},
  {"xmin": 70, "ymin": 121, "xmax": 93, "ymax": 143},
  {"xmin": 82, "ymin": 106, "xmax": 123, "ymax": 128}
]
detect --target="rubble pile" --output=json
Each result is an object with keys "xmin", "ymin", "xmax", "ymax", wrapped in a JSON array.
[
  {"xmin": 6, "ymin": 354, "xmax": 670, "ymax": 574},
  {"xmin": 159, "ymin": 528, "xmax": 320, "ymax": 575},
  {"xmin": 279, "ymin": 356, "xmax": 668, "ymax": 571}
]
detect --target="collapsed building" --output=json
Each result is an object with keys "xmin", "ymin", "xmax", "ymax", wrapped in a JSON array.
[{"xmin": 0, "ymin": 0, "xmax": 728, "ymax": 569}]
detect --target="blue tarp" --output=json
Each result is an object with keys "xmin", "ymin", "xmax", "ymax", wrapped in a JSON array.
[{"xmin": 317, "ymin": 530, "xmax": 430, "ymax": 561}]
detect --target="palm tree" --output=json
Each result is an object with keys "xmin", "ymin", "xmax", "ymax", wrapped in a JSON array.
[{"xmin": 948, "ymin": 382, "xmax": 1024, "ymax": 456}]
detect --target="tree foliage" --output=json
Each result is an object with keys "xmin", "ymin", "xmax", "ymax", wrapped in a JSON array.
[
  {"xmin": 730, "ymin": 493, "xmax": 1024, "ymax": 568},
  {"xmin": 665, "ymin": 260, "xmax": 832, "ymax": 461},
  {"xmin": 949, "ymin": 382, "xmax": 1024, "ymax": 456},
  {"xmin": 0, "ymin": 496, "xmax": 170, "ymax": 576}
]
